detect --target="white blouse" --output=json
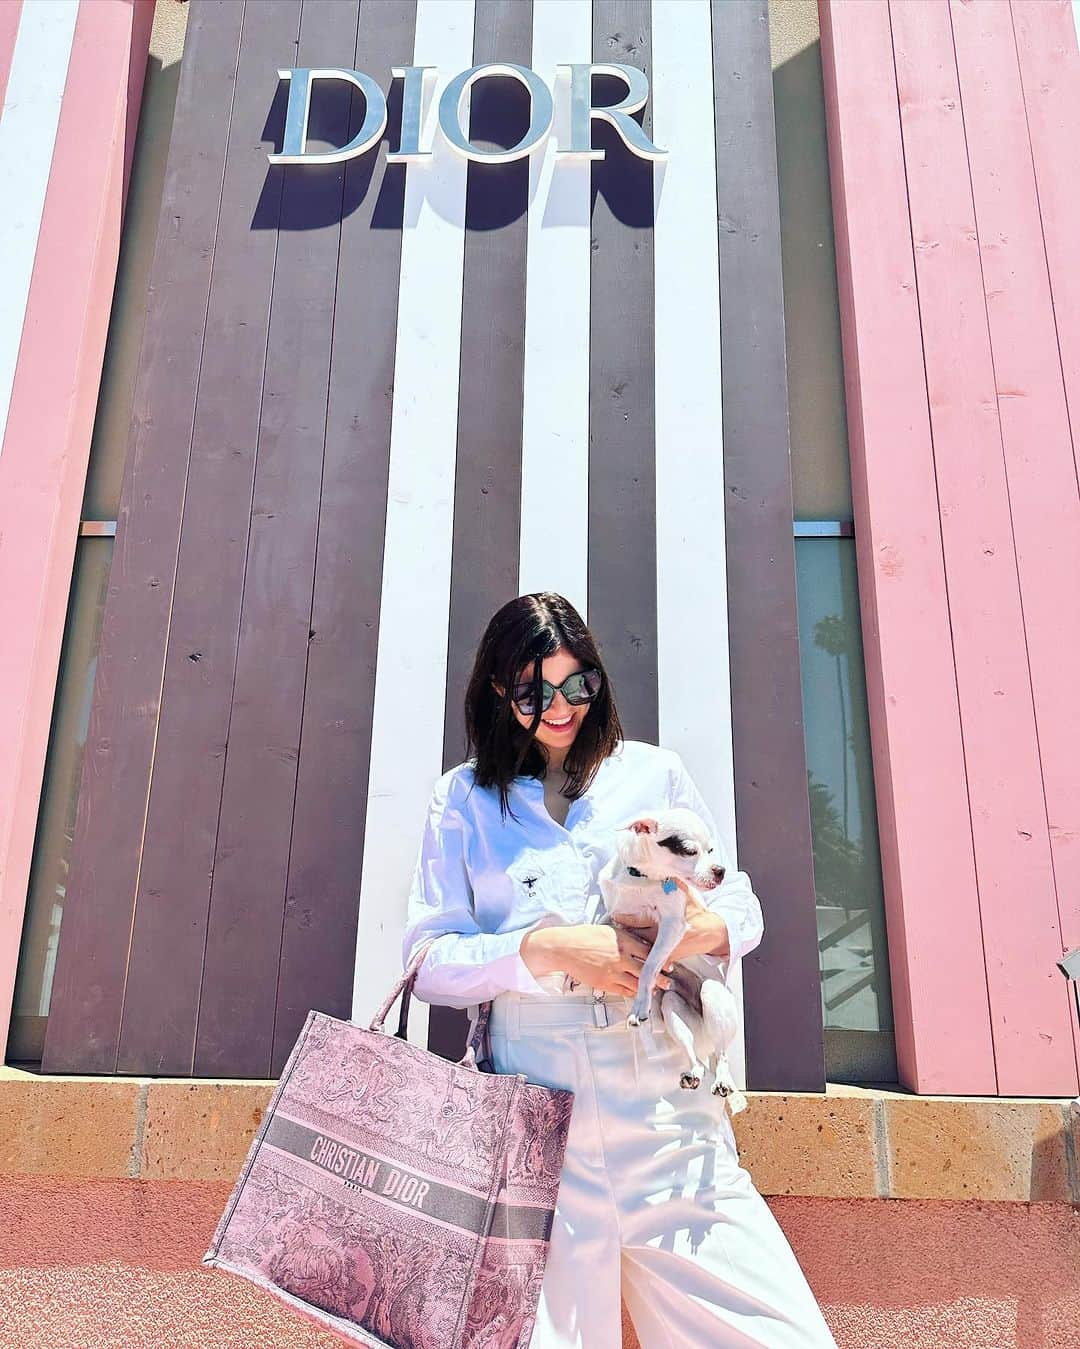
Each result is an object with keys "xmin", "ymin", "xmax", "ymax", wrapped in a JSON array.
[{"xmin": 401, "ymin": 738, "xmax": 764, "ymax": 1009}]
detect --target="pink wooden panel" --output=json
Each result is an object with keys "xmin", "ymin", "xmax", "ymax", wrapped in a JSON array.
[
  {"xmin": 0, "ymin": 0, "xmax": 153, "ymax": 1055},
  {"xmin": 890, "ymin": 0, "xmax": 1075, "ymax": 1095},
  {"xmin": 819, "ymin": 0, "xmax": 996, "ymax": 1093},
  {"xmin": 1011, "ymin": 0, "xmax": 1080, "ymax": 962},
  {"xmin": 950, "ymin": 0, "xmax": 1080, "ymax": 1089},
  {"xmin": 0, "ymin": 2, "xmax": 22, "ymax": 112},
  {"xmin": 1013, "ymin": 1, "xmax": 1080, "ymax": 497}
]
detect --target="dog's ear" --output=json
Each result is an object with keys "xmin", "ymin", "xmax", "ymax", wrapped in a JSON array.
[{"xmin": 620, "ymin": 816, "xmax": 659, "ymax": 835}]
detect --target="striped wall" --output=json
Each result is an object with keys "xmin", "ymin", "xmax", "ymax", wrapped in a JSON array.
[
  {"xmin": 0, "ymin": 0, "xmax": 154, "ymax": 1061},
  {"xmin": 41, "ymin": 0, "xmax": 820, "ymax": 1089},
  {"xmin": 820, "ymin": 0, "xmax": 1080, "ymax": 1096}
]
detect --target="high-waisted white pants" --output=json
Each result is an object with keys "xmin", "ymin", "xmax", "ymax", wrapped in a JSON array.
[{"xmin": 486, "ymin": 990, "xmax": 838, "ymax": 1349}]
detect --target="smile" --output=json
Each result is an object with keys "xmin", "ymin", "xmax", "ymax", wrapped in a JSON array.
[{"xmin": 542, "ymin": 714, "xmax": 574, "ymax": 729}]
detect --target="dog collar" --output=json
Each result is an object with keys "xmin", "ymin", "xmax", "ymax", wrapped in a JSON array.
[{"xmin": 627, "ymin": 865, "xmax": 678, "ymax": 894}]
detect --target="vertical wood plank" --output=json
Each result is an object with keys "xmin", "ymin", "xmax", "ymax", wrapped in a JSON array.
[
  {"xmin": 116, "ymin": 0, "xmax": 302, "ymax": 1075},
  {"xmin": 192, "ymin": 0, "xmax": 359, "ymax": 1078},
  {"xmin": 818, "ymin": 0, "xmax": 996, "ymax": 1093},
  {"xmin": 41, "ymin": 0, "xmax": 245, "ymax": 1074},
  {"xmin": 1013, "ymin": 1, "xmax": 1080, "ymax": 486},
  {"xmin": 433, "ymin": 0, "xmax": 533, "ymax": 1064},
  {"xmin": 443, "ymin": 0, "xmax": 532, "ymax": 770},
  {"xmin": 350, "ymin": 0, "xmax": 475, "ymax": 1041},
  {"xmin": 891, "ymin": 0, "xmax": 1067, "ymax": 1093},
  {"xmin": 950, "ymin": 0, "xmax": 1080, "ymax": 1090},
  {"xmin": 589, "ymin": 0, "xmax": 658, "ymax": 743},
  {"xmin": 518, "ymin": 0, "xmax": 591, "ymax": 610},
  {"xmin": 710, "ymin": 0, "xmax": 823, "ymax": 1091},
  {"xmin": 1011, "ymin": 0, "xmax": 1080, "ymax": 985},
  {"xmin": 271, "ymin": 0, "xmax": 418, "ymax": 1077},
  {"xmin": 649, "ymin": 0, "xmax": 746, "ymax": 1083}
]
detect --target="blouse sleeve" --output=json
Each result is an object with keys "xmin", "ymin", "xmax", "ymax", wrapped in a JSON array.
[
  {"xmin": 401, "ymin": 776, "xmax": 564, "ymax": 1009},
  {"xmin": 667, "ymin": 750, "xmax": 764, "ymax": 966}
]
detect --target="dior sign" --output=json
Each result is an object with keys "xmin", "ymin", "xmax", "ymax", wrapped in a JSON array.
[{"xmin": 268, "ymin": 63, "xmax": 667, "ymax": 166}]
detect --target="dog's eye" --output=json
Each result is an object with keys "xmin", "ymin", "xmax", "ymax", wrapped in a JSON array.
[{"xmin": 658, "ymin": 834, "xmax": 698, "ymax": 857}]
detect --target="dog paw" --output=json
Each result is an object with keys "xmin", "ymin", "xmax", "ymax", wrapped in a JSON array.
[
  {"xmin": 711, "ymin": 1081, "xmax": 730, "ymax": 1097},
  {"xmin": 724, "ymin": 1089, "xmax": 749, "ymax": 1116},
  {"xmin": 679, "ymin": 1072, "xmax": 701, "ymax": 1090},
  {"xmin": 627, "ymin": 1012, "xmax": 650, "ymax": 1027}
]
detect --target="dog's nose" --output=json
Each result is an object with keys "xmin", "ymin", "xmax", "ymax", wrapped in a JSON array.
[{"xmin": 711, "ymin": 866, "xmax": 725, "ymax": 882}]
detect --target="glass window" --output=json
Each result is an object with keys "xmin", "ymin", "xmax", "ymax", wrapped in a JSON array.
[{"xmin": 795, "ymin": 536, "xmax": 896, "ymax": 1083}]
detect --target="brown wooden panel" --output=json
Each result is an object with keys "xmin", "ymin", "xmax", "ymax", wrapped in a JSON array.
[
  {"xmin": 433, "ymin": 0, "xmax": 533, "ymax": 1064},
  {"xmin": 712, "ymin": 0, "xmax": 824, "ymax": 1090},
  {"xmin": 116, "ymin": 0, "xmax": 302, "ymax": 1075},
  {"xmin": 192, "ymin": 0, "xmax": 360, "ymax": 1078},
  {"xmin": 271, "ymin": 0, "xmax": 417, "ymax": 1076},
  {"xmin": 588, "ymin": 0, "xmax": 659, "ymax": 742},
  {"xmin": 442, "ymin": 0, "xmax": 532, "ymax": 771},
  {"xmin": 41, "ymin": 0, "xmax": 245, "ymax": 1075}
]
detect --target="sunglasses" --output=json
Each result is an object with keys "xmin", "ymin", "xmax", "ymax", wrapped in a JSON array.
[{"xmin": 510, "ymin": 667, "xmax": 603, "ymax": 717}]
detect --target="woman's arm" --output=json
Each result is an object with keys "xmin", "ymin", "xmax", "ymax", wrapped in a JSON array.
[
  {"xmin": 667, "ymin": 750, "xmax": 765, "ymax": 966},
  {"xmin": 401, "ymin": 776, "xmax": 563, "ymax": 1009}
]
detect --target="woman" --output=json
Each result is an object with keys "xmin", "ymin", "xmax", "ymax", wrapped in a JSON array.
[{"xmin": 402, "ymin": 593, "xmax": 837, "ymax": 1348}]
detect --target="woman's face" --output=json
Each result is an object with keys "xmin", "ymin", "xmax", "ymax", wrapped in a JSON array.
[{"xmin": 493, "ymin": 647, "xmax": 591, "ymax": 756}]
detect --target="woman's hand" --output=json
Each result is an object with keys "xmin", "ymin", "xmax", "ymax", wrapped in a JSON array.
[
  {"xmin": 519, "ymin": 923, "xmax": 676, "ymax": 997},
  {"xmin": 617, "ymin": 881, "xmax": 730, "ymax": 968}
]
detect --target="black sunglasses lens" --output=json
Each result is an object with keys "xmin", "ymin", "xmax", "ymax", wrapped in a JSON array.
[
  {"xmin": 564, "ymin": 669, "xmax": 602, "ymax": 704},
  {"xmin": 510, "ymin": 668, "xmax": 601, "ymax": 715},
  {"xmin": 510, "ymin": 683, "xmax": 542, "ymax": 715}
]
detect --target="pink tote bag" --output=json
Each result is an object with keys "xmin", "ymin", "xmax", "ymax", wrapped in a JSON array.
[{"xmin": 203, "ymin": 938, "xmax": 575, "ymax": 1348}]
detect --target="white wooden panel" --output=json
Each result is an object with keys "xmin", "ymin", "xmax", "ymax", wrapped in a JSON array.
[
  {"xmin": 651, "ymin": 0, "xmax": 746, "ymax": 1087},
  {"xmin": 518, "ymin": 0, "xmax": 592, "ymax": 613}
]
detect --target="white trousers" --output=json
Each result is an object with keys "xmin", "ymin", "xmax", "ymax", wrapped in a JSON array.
[{"xmin": 486, "ymin": 990, "xmax": 838, "ymax": 1349}]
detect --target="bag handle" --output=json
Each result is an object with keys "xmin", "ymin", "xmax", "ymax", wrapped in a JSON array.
[{"xmin": 369, "ymin": 937, "xmax": 493, "ymax": 1070}]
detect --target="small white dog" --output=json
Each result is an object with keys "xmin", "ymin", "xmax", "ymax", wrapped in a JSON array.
[{"xmin": 593, "ymin": 808, "xmax": 747, "ymax": 1114}]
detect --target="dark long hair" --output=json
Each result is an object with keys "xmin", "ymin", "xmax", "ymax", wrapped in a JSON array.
[{"xmin": 464, "ymin": 593, "xmax": 623, "ymax": 820}]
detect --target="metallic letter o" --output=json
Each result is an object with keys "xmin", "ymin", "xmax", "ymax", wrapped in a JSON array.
[{"xmin": 437, "ymin": 63, "xmax": 554, "ymax": 163}]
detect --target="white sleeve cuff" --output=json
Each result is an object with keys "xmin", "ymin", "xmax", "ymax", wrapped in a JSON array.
[{"xmin": 411, "ymin": 912, "xmax": 570, "ymax": 1008}]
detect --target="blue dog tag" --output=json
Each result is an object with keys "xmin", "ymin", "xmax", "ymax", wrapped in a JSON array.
[{"xmin": 661, "ymin": 878, "xmax": 678, "ymax": 894}]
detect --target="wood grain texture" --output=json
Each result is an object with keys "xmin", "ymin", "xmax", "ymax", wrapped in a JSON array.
[
  {"xmin": 950, "ymin": 0, "xmax": 1080, "ymax": 1091},
  {"xmin": 433, "ymin": 0, "xmax": 533, "ymax": 1066},
  {"xmin": 42, "ymin": 0, "xmax": 246, "ymax": 1074},
  {"xmin": 1012, "ymin": 2, "xmax": 1080, "ymax": 485},
  {"xmin": 890, "ymin": 0, "xmax": 1066, "ymax": 1096},
  {"xmin": 818, "ymin": 0, "xmax": 995, "ymax": 1093},
  {"xmin": 588, "ymin": 0, "xmax": 658, "ymax": 744},
  {"xmin": 1010, "ymin": 0, "xmax": 1080, "ymax": 966},
  {"xmin": 349, "ymin": 0, "xmax": 475, "ymax": 1039},
  {"xmin": 271, "ymin": 0, "xmax": 417, "ymax": 1077},
  {"xmin": 192, "ymin": 0, "xmax": 360, "ymax": 1078},
  {"xmin": 443, "ymin": 0, "xmax": 532, "ymax": 771},
  {"xmin": 711, "ymin": 0, "xmax": 823, "ymax": 1092},
  {"xmin": 518, "ymin": 0, "xmax": 592, "ymax": 610},
  {"xmin": 116, "ymin": 0, "xmax": 302, "ymax": 1075}
]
